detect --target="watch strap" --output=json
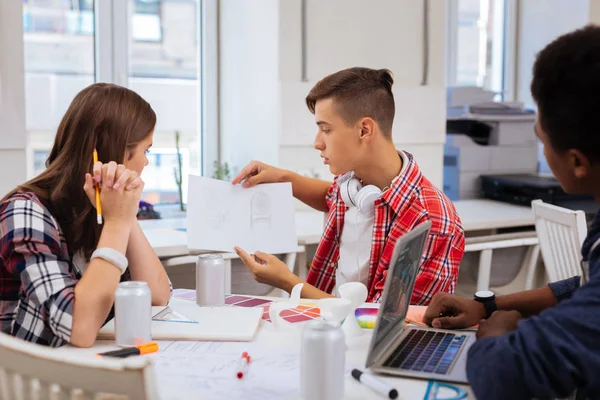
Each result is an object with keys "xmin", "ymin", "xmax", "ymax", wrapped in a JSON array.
[{"xmin": 483, "ymin": 298, "xmax": 498, "ymax": 319}]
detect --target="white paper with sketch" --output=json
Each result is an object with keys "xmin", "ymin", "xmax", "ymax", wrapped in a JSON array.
[
  {"xmin": 186, "ymin": 175, "xmax": 297, "ymax": 253},
  {"xmin": 150, "ymin": 340, "xmax": 300, "ymax": 400}
]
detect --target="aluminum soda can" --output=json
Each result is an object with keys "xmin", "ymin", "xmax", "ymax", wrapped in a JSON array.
[
  {"xmin": 196, "ymin": 254, "xmax": 225, "ymax": 306},
  {"xmin": 300, "ymin": 320, "xmax": 346, "ymax": 400},
  {"xmin": 114, "ymin": 281, "xmax": 152, "ymax": 347}
]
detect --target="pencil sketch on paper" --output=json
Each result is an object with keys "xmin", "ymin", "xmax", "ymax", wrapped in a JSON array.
[
  {"xmin": 187, "ymin": 176, "xmax": 297, "ymax": 254},
  {"xmin": 200, "ymin": 195, "xmax": 228, "ymax": 230},
  {"xmin": 250, "ymin": 192, "xmax": 271, "ymax": 230}
]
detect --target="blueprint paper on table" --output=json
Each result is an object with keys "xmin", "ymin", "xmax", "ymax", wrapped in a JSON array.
[{"xmin": 186, "ymin": 175, "xmax": 298, "ymax": 254}]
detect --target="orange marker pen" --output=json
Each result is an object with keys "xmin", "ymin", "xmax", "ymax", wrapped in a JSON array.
[{"xmin": 97, "ymin": 342, "xmax": 159, "ymax": 358}]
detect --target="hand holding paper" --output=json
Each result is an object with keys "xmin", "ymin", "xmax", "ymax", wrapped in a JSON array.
[
  {"xmin": 234, "ymin": 247, "xmax": 299, "ymax": 292},
  {"xmin": 231, "ymin": 160, "xmax": 288, "ymax": 188}
]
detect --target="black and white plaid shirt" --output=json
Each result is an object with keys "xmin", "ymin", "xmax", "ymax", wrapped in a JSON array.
[{"xmin": 0, "ymin": 192, "xmax": 131, "ymax": 347}]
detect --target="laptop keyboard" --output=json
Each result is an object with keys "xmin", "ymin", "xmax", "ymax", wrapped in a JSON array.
[{"xmin": 382, "ymin": 330, "xmax": 467, "ymax": 375}]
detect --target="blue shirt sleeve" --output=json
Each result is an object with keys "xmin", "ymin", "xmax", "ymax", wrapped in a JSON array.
[
  {"xmin": 466, "ymin": 269, "xmax": 600, "ymax": 400},
  {"xmin": 548, "ymin": 276, "xmax": 580, "ymax": 302}
]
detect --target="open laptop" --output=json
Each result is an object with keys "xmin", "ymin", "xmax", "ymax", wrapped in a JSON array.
[{"xmin": 365, "ymin": 221, "xmax": 475, "ymax": 383}]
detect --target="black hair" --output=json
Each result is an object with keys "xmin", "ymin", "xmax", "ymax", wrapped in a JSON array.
[{"xmin": 531, "ymin": 24, "xmax": 600, "ymax": 162}]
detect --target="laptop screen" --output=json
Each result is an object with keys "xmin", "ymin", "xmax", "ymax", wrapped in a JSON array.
[{"xmin": 365, "ymin": 221, "xmax": 431, "ymax": 366}]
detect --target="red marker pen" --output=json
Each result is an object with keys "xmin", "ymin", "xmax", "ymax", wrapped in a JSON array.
[{"xmin": 236, "ymin": 351, "xmax": 251, "ymax": 379}]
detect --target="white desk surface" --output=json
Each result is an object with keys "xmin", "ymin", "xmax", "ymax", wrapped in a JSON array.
[
  {"xmin": 453, "ymin": 199, "xmax": 534, "ymax": 231},
  {"xmin": 55, "ymin": 298, "xmax": 474, "ymax": 400},
  {"xmin": 141, "ymin": 200, "xmax": 534, "ymax": 258}
]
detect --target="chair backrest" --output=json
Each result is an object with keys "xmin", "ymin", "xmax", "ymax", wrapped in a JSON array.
[
  {"xmin": 0, "ymin": 333, "xmax": 158, "ymax": 400},
  {"xmin": 532, "ymin": 199, "xmax": 588, "ymax": 282}
]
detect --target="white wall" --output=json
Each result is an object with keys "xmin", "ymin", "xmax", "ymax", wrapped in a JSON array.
[
  {"xmin": 516, "ymin": 0, "xmax": 590, "ymax": 108},
  {"xmin": 0, "ymin": 1, "xmax": 27, "ymax": 197},
  {"xmin": 591, "ymin": 0, "xmax": 600, "ymax": 23},
  {"xmin": 217, "ymin": 0, "xmax": 447, "ymax": 187}
]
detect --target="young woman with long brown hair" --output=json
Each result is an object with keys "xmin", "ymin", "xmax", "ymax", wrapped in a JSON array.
[{"xmin": 0, "ymin": 83, "xmax": 171, "ymax": 347}]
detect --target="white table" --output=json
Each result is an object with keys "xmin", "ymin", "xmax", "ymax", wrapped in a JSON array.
[
  {"xmin": 142, "ymin": 200, "xmax": 535, "ymax": 258},
  {"xmin": 453, "ymin": 199, "xmax": 534, "ymax": 232},
  {"xmin": 142, "ymin": 200, "xmax": 537, "ymax": 293},
  {"xmin": 141, "ymin": 211, "xmax": 320, "ymax": 259},
  {"xmin": 55, "ymin": 298, "xmax": 475, "ymax": 399}
]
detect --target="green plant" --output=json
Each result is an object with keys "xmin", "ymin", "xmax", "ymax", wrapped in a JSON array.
[
  {"xmin": 173, "ymin": 131, "xmax": 185, "ymax": 211},
  {"xmin": 212, "ymin": 160, "xmax": 231, "ymax": 181}
]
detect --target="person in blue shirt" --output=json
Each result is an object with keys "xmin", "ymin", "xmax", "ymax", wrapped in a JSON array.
[{"xmin": 423, "ymin": 25, "xmax": 600, "ymax": 400}]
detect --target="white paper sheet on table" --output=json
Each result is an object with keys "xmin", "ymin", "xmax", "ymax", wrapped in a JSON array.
[
  {"xmin": 186, "ymin": 176, "xmax": 298, "ymax": 253},
  {"xmin": 150, "ymin": 340, "xmax": 300, "ymax": 400}
]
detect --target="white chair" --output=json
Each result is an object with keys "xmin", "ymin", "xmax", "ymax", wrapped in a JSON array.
[
  {"xmin": 465, "ymin": 231, "xmax": 540, "ymax": 292},
  {"xmin": 532, "ymin": 199, "xmax": 588, "ymax": 283},
  {"xmin": 0, "ymin": 333, "xmax": 158, "ymax": 400}
]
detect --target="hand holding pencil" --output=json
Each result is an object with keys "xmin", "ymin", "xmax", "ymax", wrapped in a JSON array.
[{"xmin": 83, "ymin": 153, "xmax": 145, "ymax": 225}]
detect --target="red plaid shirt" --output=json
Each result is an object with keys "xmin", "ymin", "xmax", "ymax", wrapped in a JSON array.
[{"xmin": 306, "ymin": 152, "xmax": 464, "ymax": 305}]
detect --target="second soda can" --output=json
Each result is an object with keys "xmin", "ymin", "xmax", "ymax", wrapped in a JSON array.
[{"xmin": 196, "ymin": 253, "xmax": 226, "ymax": 306}]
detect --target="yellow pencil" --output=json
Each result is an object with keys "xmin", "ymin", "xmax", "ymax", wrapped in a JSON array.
[{"xmin": 93, "ymin": 149, "xmax": 103, "ymax": 224}]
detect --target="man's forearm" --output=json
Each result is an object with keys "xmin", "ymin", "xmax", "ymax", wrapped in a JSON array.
[
  {"xmin": 496, "ymin": 286, "xmax": 557, "ymax": 317},
  {"xmin": 284, "ymin": 171, "xmax": 331, "ymax": 213}
]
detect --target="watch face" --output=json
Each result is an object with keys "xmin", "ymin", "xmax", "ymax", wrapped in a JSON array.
[{"xmin": 475, "ymin": 290, "xmax": 495, "ymax": 299}]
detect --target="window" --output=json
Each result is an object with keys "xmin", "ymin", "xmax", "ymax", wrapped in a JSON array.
[
  {"xmin": 447, "ymin": 0, "xmax": 509, "ymax": 98},
  {"xmin": 142, "ymin": 148, "xmax": 189, "ymax": 205},
  {"xmin": 22, "ymin": 0, "xmax": 204, "ymax": 211},
  {"xmin": 128, "ymin": 0, "xmax": 200, "ymax": 206},
  {"xmin": 132, "ymin": 0, "xmax": 162, "ymax": 42},
  {"xmin": 130, "ymin": 0, "xmax": 198, "ymax": 79},
  {"xmin": 22, "ymin": 0, "xmax": 96, "ymax": 177}
]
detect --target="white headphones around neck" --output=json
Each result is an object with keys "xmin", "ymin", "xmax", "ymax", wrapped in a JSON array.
[{"xmin": 338, "ymin": 172, "xmax": 382, "ymax": 216}]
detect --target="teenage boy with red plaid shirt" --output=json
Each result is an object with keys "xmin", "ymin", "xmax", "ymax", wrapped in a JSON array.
[{"xmin": 233, "ymin": 67, "xmax": 464, "ymax": 305}]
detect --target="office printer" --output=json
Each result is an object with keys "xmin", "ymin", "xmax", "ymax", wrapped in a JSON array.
[
  {"xmin": 443, "ymin": 87, "xmax": 538, "ymax": 200},
  {"xmin": 481, "ymin": 174, "xmax": 597, "ymax": 215}
]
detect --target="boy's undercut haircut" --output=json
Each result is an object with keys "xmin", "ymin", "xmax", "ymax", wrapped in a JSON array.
[
  {"xmin": 531, "ymin": 24, "xmax": 600, "ymax": 163},
  {"xmin": 306, "ymin": 67, "xmax": 395, "ymax": 137}
]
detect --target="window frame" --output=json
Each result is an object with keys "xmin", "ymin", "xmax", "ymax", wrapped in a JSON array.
[
  {"xmin": 17, "ymin": 0, "xmax": 217, "ymax": 205},
  {"xmin": 445, "ymin": 0, "xmax": 518, "ymax": 101}
]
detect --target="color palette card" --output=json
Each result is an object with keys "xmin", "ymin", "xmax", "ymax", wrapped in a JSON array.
[
  {"xmin": 278, "ymin": 304, "xmax": 321, "ymax": 323},
  {"xmin": 225, "ymin": 295, "xmax": 273, "ymax": 322},
  {"xmin": 354, "ymin": 305, "xmax": 427, "ymax": 329},
  {"xmin": 355, "ymin": 305, "xmax": 458, "ymax": 329},
  {"xmin": 355, "ymin": 306, "xmax": 379, "ymax": 329}
]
